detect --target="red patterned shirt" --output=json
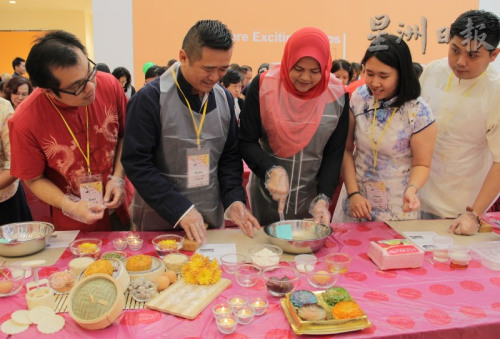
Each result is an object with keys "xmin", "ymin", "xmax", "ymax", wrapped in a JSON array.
[{"xmin": 9, "ymin": 72, "xmax": 127, "ymax": 231}]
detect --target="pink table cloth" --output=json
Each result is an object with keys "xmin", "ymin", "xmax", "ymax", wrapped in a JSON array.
[{"xmin": 2, "ymin": 216, "xmax": 500, "ymax": 338}]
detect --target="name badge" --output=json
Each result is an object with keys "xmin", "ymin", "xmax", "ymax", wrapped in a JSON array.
[
  {"xmin": 78, "ymin": 174, "xmax": 103, "ymax": 205},
  {"xmin": 364, "ymin": 181, "xmax": 388, "ymax": 210},
  {"xmin": 187, "ymin": 147, "xmax": 210, "ymax": 188}
]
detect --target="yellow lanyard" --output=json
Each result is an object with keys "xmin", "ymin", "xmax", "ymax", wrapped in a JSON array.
[
  {"xmin": 46, "ymin": 94, "xmax": 91, "ymax": 175},
  {"xmin": 370, "ymin": 99, "xmax": 398, "ymax": 171},
  {"xmin": 171, "ymin": 68, "xmax": 208, "ymax": 149},
  {"xmin": 440, "ymin": 71, "xmax": 485, "ymax": 130}
]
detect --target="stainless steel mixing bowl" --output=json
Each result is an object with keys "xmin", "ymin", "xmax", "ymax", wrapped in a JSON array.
[
  {"xmin": 264, "ymin": 220, "xmax": 332, "ymax": 254},
  {"xmin": 0, "ymin": 222, "xmax": 54, "ymax": 257}
]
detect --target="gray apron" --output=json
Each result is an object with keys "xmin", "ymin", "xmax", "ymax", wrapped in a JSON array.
[
  {"xmin": 131, "ymin": 63, "xmax": 231, "ymax": 230},
  {"xmin": 249, "ymin": 100, "xmax": 344, "ymax": 226}
]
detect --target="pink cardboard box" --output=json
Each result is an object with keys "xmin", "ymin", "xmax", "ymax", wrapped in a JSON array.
[{"xmin": 367, "ymin": 239, "xmax": 424, "ymax": 270}]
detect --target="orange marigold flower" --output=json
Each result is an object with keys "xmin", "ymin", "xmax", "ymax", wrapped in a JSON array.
[{"xmin": 182, "ymin": 253, "xmax": 221, "ymax": 285}]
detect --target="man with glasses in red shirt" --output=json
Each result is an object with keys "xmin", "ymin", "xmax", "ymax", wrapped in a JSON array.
[{"xmin": 9, "ymin": 30, "xmax": 129, "ymax": 231}]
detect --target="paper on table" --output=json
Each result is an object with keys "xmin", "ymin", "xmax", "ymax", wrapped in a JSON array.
[
  {"xmin": 402, "ymin": 231, "xmax": 439, "ymax": 251},
  {"xmin": 47, "ymin": 230, "xmax": 79, "ymax": 248},
  {"xmin": 196, "ymin": 243, "xmax": 236, "ymax": 262},
  {"xmin": 386, "ymin": 219, "xmax": 500, "ymax": 246},
  {"xmin": 206, "ymin": 228, "xmax": 297, "ymax": 262}
]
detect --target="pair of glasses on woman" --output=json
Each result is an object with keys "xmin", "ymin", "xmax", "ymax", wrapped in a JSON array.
[{"xmin": 52, "ymin": 59, "xmax": 97, "ymax": 96}]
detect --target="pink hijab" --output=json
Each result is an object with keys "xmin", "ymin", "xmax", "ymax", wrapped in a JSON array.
[{"xmin": 260, "ymin": 27, "xmax": 345, "ymax": 158}]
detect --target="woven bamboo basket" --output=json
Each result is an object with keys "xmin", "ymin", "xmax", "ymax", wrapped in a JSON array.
[
  {"xmin": 76, "ymin": 259, "xmax": 130, "ymax": 293},
  {"xmin": 162, "ymin": 253, "xmax": 189, "ymax": 273},
  {"xmin": 68, "ymin": 273, "xmax": 125, "ymax": 330}
]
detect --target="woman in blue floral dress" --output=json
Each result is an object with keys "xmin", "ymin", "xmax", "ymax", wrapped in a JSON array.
[{"xmin": 333, "ymin": 35, "xmax": 437, "ymax": 222}]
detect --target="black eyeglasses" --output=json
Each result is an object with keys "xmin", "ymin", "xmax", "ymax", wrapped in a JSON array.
[{"xmin": 52, "ymin": 59, "xmax": 97, "ymax": 96}]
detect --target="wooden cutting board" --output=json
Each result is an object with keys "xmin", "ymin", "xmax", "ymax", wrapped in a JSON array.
[{"xmin": 146, "ymin": 277, "xmax": 231, "ymax": 319}]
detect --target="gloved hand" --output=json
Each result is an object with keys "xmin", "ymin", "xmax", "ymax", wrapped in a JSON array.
[
  {"xmin": 448, "ymin": 211, "xmax": 480, "ymax": 235},
  {"xmin": 402, "ymin": 186, "xmax": 420, "ymax": 213},
  {"xmin": 348, "ymin": 193, "xmax": 372, "ymax": 220},
  {"xmin": 265, "ymin": 166, "xmax": 289, "ymax": 215},
  {"xmin": 103, "ymin": 175, "xmax": 125, "ymax": 209},
  {"xmin": 179, "ymin": 207, "xmax": 207, "ymax": 243},
  {"xmin": 225, "ymin": 201, "xmax": 261, "ymax": 238},
  {"xmin": 309, "ymin": 195, "xmax": 331, "ymax": 225},
  {"xmin": 61, "ymin": 194, "xmax": 105, "ymax": 224}
]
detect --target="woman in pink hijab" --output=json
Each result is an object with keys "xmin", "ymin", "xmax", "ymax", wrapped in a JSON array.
[{"xmin": 239, "ymin": 27, "xmax": 348, "ymax": 226}]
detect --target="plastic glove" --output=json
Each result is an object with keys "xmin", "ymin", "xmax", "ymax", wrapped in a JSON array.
[
  {"xmin": 448, "ymin": 211, "xmax": 480, "ymax": 235},
  {"xmin": 179, "ymin": 207, "xmax": 207, "ymax": 243},
  {"xmin": 402, "ymin": 186, "xmax": 420, "ymax": 213},
  {"xmin": 225, "ymin": 201, "xmax": 261, "ymax": 238},
  {"xmin": 103, "ymin": 175, "xmax": 125, "ymax": 209},
  {"xmin": 264, "ymin": 166, "xmax": 289, "ymax": 215},
  {"xmin": 309, "ymin": 194, "xmax": 331, "ymax": 225},
  {"xmin": 349, "ymin": 193, "xmax": 372, "ymax": 220},
  {"xmin": 61, "ymin": 194, "xmax": 105, "ymax": 224}
]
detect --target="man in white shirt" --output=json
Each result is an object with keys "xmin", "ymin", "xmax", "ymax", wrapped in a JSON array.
[{"xmin": 419, "ymin": 10, "xmax": 500, "ymax": 235}]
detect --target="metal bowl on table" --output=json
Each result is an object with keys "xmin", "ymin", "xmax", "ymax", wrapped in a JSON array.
[
  {"xmin": 0, "ymin": 222, "xmax": 54, "ymax": 257},
  {"xmin": 264, "ymin": 220, "xmax": 332, "ymax": 254}
]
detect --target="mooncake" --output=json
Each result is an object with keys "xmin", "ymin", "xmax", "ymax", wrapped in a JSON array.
[
  {"xmin": 126, "ymin": 254, "xmax": 152, "ymax": 272},
  {"xmin": 84, "ymin": 260, "xmax": 113, "ymax": 277},
  {"xmin": 332, "ymin": 300, "xmax": 364, "ymax": 319}
]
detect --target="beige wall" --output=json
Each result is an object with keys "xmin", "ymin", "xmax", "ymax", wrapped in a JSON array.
[
  {"xmin": 0, "ymin": 1, "xmax": 481, "ymax": 87},
  {"xmin": 132, "ymin": 0, "xmax": 478, "ymax": 88},
  {"xmin": 0, "ymin": 9, "xmax": 93, "ymax": 75}
]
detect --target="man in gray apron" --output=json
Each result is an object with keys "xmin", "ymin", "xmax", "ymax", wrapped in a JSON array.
[
  {"xmin": 419, "ymin": 10, "xmax": 500, "ymax": 235},
  {"xmin": 122, "ymin": 20, "xmax": 260, "ymax": 243}
]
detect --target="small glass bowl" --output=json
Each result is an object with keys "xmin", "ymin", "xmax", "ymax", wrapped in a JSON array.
[
  {"xmin": 128, "ymin": 237, "xmax": 144, "ymax": 251},
  {"xmin": 449, "ymin": 245, "xmax": 469, "ymax": 257},
  {"xmin": 0, "ymin": 265, "xmax": 26, "ymax": 297},
  {"xmin": 49, "ymin": 270, "xmax": 75, "ymax": 294},
  {"xmin": 162, "ymin": 253, "xmax": 189, "ymax": 273},
  {"xmin": 69, "ymin": 257, "xmax": 95, "ymax": 278},
  {"xmin": 212, "ymin": 302, "xmax": 232, "ymax": 320},
  {"xmin": 234, "ymin": 306, "xmax": 255, "ymax": 325},
  {"xmin": 112, "ymin": 237, "xmax": 128, "ymax": 250},
  {"xmin": 325, "ymin": 252, "xmax": 352, "ymax": 274},
  {"xmin": 248, "ymin": 296, "xmax": 268, "ymax": 315},
  {"xmin": 100, "ymin": 251, "xmax": 127, "ymax": 261},
  {"xmin": 262, "ymin": 265, "xmax": 299, "ymax": 297},
  {"xmin": 128, "ymin": 278, "xmax": 158, "ymax": 302},
  {"xmin": 221, "ymin": 253, "xmax": 246, "ymax": 274},
  {"xmin": 152, "ymin": 234, "xmax": 184, "ymax": 258},
  {"xmin": 234, "ymin": 264, "xmax": 261, "ymax": 287},
  {"xmin": 295, "ymin": 254, "xmax": 317, "ymax": 273},
  {"xmin": 226, "ymin": 296, "xmax": 247, "ymax": 311},
  {"xmin": 216, "ymin": 314, "xmax": 237, "ymax": 334},
  {"xmin": 449, "ymin": 252, "xmax": 471, "ymax": 269},
  {"xmin": 432, "ymin": 235, "xmax": 453, "ymax": 262},
  {"xmin": 126, "ymin": 232, "xmax": 141, "ymax": 241},
  {"xmin": 69, "ymin": 238, "xmax": 102, "ymax": 259},
  {"xmin": 248, "ymin": 244, "xmax": 282, "ymax": 268},
  {"xmin": 304, "ymin": 261, "xmax": 339, "ymax": 289}
]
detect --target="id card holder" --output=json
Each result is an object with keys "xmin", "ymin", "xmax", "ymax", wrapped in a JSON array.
[
  {"xmin": 187, "ymin": 147, "xmax": 210, "ymax": 188},
  {"xmin": 364, "ymin": 181, "xmax": 388, "ymax": 210},
  {"xmin": 78, "ymin": 174, "xmax": 104, "ymax": 205}
]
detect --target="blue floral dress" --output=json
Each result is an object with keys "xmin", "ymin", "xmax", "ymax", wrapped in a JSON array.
[{"xmin": 332, "ymin": 85, "xmax": 435, "ymax": 222}]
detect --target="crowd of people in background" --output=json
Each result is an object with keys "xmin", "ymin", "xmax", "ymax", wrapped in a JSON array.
[{"xmin": 0, "ymin": 9, "xmax": 499, "ymax": 239}]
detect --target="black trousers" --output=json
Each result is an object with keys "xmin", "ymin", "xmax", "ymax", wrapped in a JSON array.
[{"xmin": 0, "ymin": 183, "xmax": 33, "ymax": 225}]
